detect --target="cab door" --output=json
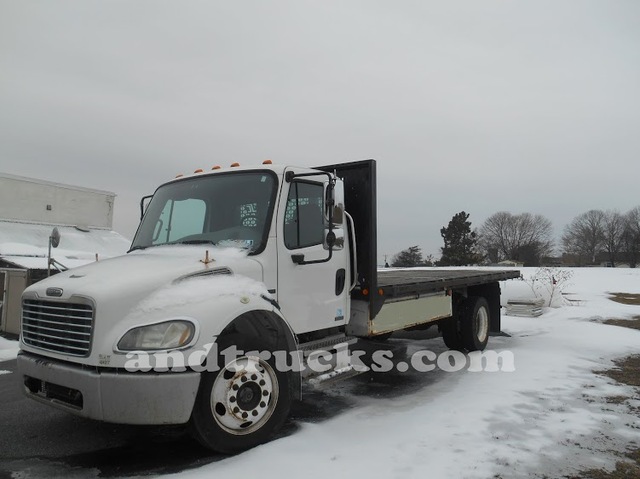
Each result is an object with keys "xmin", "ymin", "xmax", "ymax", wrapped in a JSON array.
[{"xmin": 276, "ymin": 168, "xmax": 349, "ymax": 335}]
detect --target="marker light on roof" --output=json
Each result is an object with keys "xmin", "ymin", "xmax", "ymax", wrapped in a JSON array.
[
  {"xmin": 230, "ymin": 162, "xmax": 240, "ymax": 167},
  {"xmin": 212, "ymin": 165, "xmax": 221, "ymax": 170},
  {"xmin": 194, "ymin": 168, "xmax": 204, "ymax": 174},
  {"xmin": 175, "ymin": 174, "xmax": 183, "ymax": 178},
  {"xmin": 262, "ymin": 159, "xmax": 273, "ymax": 165}
]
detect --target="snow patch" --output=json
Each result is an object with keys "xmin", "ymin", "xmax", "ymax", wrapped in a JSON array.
[{"xmin": 0, "ymin": 336, "xmax": 19, "ymax": 362}]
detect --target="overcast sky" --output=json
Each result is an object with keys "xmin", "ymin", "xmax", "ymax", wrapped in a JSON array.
[{"xmin": 1, "ymin": 1, "xmax": 638, "ymax": 262}]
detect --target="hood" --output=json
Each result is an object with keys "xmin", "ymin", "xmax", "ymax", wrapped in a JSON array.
[
  {"xmin": 21, "ymin": 245, "xmax": 267, "ymax": 367},
  {"xmin": 25, "ymin": 245, "xmax": 263, "ymax": 305}
]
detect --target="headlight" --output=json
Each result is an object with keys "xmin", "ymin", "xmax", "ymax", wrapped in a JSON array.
[{"xmin": 117, "ymin": 320, "xmax": 195, "ymax": 351}]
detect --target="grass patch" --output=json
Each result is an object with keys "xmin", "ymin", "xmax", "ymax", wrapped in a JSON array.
[
  {"xmin": 605, "ymin": 395, "xmax": 629, "ymax": 405},
  {"xmin": 574, "ymin": 449, "xmax": 640, "ymax": 478},
  {"xmin": 604, "ymin": 316, "xmax": 640, "ymax": 331},
  {"xmin": 600, "ymin": 355, "xmax": 640, "ymax": 388},
  {"xmin": 608, "ymin": 293, "xmax": 640, "ymax": 306},
  {"xmin": 575, "ymin": 356, "xmax": 640, "ymax": 478}
]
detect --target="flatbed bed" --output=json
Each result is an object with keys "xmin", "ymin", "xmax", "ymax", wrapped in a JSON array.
[
  {"xmin": 347, "ymin": 268, "xmax": 521, "ymax": 337},
  {"xmin": 377, "ymin": 269, "xmax": 521, "ymax": 299}
]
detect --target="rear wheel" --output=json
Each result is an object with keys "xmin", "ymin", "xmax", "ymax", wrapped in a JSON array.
[
  {"xmin": 460, "ymin": 296, "xmax": 490, "ymax": 352},
  {"xmin": 190, "ymin": 333, "xmax": 291, "ymax": 453},
  {"xmin": 439, "ymin": 317, "xmax": 463, "ymax": 350}
]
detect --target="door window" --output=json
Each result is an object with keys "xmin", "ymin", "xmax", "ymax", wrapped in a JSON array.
[{"xmin": 284, "ymin": 182, "xmax": 324, "ymax": 249}]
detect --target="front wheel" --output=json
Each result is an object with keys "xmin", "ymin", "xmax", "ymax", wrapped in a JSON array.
[{"xmin": 190, "ymin": 334, "xmax": 291, "ymax": 453}]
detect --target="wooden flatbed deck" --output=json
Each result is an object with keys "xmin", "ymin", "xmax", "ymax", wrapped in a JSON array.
[{"xmin": 376, "ymin": 269, "xmax": 521, "ymax": 298}]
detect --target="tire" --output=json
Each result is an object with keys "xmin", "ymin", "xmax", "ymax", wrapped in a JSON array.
[
  {"xmin": 189, "ymin": 332, "xmax": 292, "ymax": 453},
  {"xmin": 439, "ymin": 317, "xmax": 463, "ymax": 350},
  {"xmin": 460, "ymin": 296, "xmax": 490, "ymax": 352}
]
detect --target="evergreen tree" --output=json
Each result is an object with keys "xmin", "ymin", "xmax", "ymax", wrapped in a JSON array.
[
  {"xmin": 439, "ymin": 211, "xmax": 482, "ymax": 266},
  {"xmin": 391, "ymin": 245, "xmax": 424, "ymax": 267}
]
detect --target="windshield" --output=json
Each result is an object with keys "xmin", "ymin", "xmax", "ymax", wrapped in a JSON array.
[{"xmin": 131, "ymin": 171, "xmax": 277, "ymax": 253}]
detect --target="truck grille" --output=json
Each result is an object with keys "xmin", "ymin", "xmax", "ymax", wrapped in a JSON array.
[{"xmin": 22, "ymin": 299, "xmax": 94, "ymax": 356}]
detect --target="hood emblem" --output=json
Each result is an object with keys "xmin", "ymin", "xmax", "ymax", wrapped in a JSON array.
[
  {"xmin": 200, "ymin": 249, "xmax": 215, "ymax": 266},
  {"xmin": 46, "ymin": 287, "xmax": 64, "ymax": 297}
]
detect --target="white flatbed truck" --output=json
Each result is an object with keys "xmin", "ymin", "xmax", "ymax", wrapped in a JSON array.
[{"xmin": 17, "ymin": 159, "xmax": 519, "ymax": 452}]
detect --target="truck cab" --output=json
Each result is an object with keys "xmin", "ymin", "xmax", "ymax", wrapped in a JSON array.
[{"xmin": 131, "ymin": 162, "xmax": 353, "ymax": 337}]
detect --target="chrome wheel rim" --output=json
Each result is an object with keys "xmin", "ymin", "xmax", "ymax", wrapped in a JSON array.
[
  {"xmin": 476, "ymin": 306, "xmax": 489, "ymax": 343},
  {"xmin": 210, "ymin": 356, "xmax": 278, "ymax": 435}
]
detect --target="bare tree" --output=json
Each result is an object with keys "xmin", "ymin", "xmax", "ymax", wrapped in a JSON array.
[
  {"xmin": 623, "ymin": 206, "xmax": 640, "ymax": 268},
  {"xmin": 561, "ymin": 209, "xmax": 605, "ymax": 265},
  {"xmin": 602, "ymin": 210, "xmax": 625, "ymax": 266},
  {"xmin": 479, "ymin": 212, "xmax": 554, "ymax": 266}
]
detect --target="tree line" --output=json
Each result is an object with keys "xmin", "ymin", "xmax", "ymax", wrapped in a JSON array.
[{"xmin": 389, "ymin": 206, "xmax": 640, "ymax": 268}]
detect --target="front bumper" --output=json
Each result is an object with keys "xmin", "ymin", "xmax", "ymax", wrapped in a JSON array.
[{"xmin": 17, "ymin": 352, "xmax": 201, "ymax": 425}]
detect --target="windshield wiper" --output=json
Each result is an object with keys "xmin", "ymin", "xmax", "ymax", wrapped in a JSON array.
[
  {"xmin": 175, "ymin": 240, "xmax": 217, "ymax": 245},
  {"xmin": 129, "ymin": 240, "xmax": 217, "ymax": 253},
  {"xmin": 128, "ymin": 243, "xmax": 164, "ymax": 253}
]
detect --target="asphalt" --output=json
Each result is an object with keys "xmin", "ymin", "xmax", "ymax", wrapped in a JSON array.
[
  {"xmin": 0, "ymin": 330, "xmax": 447, "ymax": 478},
  {"xmin": 0, "ymin": 359, "xmax": 224, "ymax": 478}
]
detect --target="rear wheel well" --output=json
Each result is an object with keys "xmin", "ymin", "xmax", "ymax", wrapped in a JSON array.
[
  {"xmin": 439, "ymin": 282, "xmax": 502, "ymax": 351},
  {"xmin": 467, "ymin": 283, "xmax": 501, "ymax": 333}
]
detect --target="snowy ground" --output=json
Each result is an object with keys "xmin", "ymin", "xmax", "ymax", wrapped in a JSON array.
[
  {"xmin": 1, "ymin": 267, "xmax": 639, "ymax": 478},
  {"xmin": 165, "ymin": 267, "xmax": 640, "ymax": 479}
]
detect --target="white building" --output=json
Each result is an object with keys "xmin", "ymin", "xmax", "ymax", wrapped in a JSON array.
[
  {"xmin": 0, "ymin": 172, "xmax": 116, "ymax": 228},
  {"xmin": 0, "ymin": 173, "xmax": 131, "ymax": 335}
]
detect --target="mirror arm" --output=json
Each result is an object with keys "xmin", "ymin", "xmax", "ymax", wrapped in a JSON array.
[
  {"xmin": 291, "ymin": 248, "xmax": 334, "ymax": 266},
  {"xmin": 140, "ymin": 195, "xmax": 153, "ymax": 221}
]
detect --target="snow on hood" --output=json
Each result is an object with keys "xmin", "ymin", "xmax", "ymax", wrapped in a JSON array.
[
  {"xmin": 26, "ymin": 245, "xmax": 263, "ymax": 307},
  {"xmin": 129, "ymin": 273, "xmax": 271, "ymax": 319}
]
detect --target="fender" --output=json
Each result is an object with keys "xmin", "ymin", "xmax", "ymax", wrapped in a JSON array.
[{"xmin": 215, "ymin": 308, "xmax": 302, "ymax": 401}]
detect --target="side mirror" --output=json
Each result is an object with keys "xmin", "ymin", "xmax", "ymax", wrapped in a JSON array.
[
  {"xmin": 323, "ymin": 177, "xmax": 344, "ymax": 250},
  {"xmin": 331, "ymin": 180, "xmax": 344, "ymax": 226},
  {"xmin": 50, "ymin": 227, "xmax": 61, "ymax": 248},
  {"xmin": 324, "ymin": 226, "xmax": 344, "ymax": 251},
  {"xmin": 324, "ymin": 178, "xmax": 344, "ymax": 226},
  {"xmin": 47, "ymin": 227, "xmax": 67, "ymax": 277}
]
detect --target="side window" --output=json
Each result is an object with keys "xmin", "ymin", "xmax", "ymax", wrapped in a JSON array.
[
  {"xmin": 284, "ymin": 182, "xmax": 325, "ymax": 249},
  {"xmin": 153, "ymin": 199, "xmax": 206, "ymax": 244}
]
